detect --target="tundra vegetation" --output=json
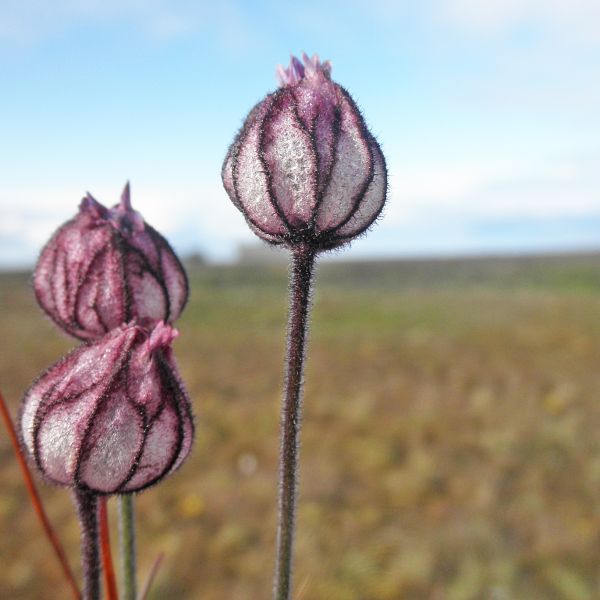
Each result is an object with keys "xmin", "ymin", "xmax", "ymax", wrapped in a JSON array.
[{"xmin": 1, "ymin": 253, "xmax": 599, "ymax": 599}]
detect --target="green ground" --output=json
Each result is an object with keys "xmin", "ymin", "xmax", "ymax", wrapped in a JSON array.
[{"xmin": 1, "ymin": 253, "xmax": 600, "ymax": 599}]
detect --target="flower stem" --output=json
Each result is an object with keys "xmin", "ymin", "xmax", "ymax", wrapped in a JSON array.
[
  {"xmin": 99, "ymin": 497, "xmax": 119, "ymax": 600},
  {"xmin": 272, "ymin": 245, "xmax": 316, "ymax": 600},
  {"xmin": 74, "ymin": 489, "xmax": 101, "ymax": 600},
  {"xmin": 118, "ymin": 494, "xmax": 137, "ymax": 600},
  {"xmin": 0, "ymin": 389, "xmax": 81, "ymax": 599}
]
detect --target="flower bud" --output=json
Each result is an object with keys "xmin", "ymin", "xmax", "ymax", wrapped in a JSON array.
[
  {"xmin": 20, "ymin": 322, "xmax": 194, "ymax": 494},
  {"xmin": 34, "ymin": 183, "xmax": 188, "ymax": 341},
  {"xmin": 222, "ymin": 53, "xmax": 387, "ymax": 251}
]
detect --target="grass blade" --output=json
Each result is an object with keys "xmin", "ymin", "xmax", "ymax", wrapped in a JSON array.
[{"xmin": 0, "ymin": 388, "xmax": 80, "ymax": 599}]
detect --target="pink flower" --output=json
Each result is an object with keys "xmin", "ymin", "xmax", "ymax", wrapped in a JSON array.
[
  {"xmin": 222, "ymin": 53, "xmax": 387, "ymax": 251},
  {"xmin": 34, "ymin": 183, "xmax": 188, "ymax": 341},
  {"xmin": 20, "ymin": 322, "xmax": 194, "ymax": 494}
]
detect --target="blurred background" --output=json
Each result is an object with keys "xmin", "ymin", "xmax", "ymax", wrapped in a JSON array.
[{"xmin": 1, "ymin": 1, "xmax": 600, "ymax": 598}]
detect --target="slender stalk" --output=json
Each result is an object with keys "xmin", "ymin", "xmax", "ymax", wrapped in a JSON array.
[
  {"xmin": 0, "ymin": 389, "xmax": 81, "ymax": 599},
  {"xmin": 118, "ymin": 494, "xmax": 137, "ymax": 600},
  {"xmin": 74, "ymin": 489, "xmax": 101, "ymax": 600},
  {"xmin": 138, "ymin": 552, "xmax": 165, "ymax": 600},
  {"xmin": 272, "ymin": 245, "xmax": 316, "ymax": 600},
  {"xmin": 99, "ymin": 497, "xmax": 119, "ymax": 600}
]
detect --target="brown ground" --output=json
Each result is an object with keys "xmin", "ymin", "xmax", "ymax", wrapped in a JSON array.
[{"xmin": 1, "ymin": 254, "xmax": 599, "ymax": 599}]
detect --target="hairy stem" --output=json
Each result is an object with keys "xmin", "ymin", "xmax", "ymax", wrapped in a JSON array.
[
  {"xmin": 74, "ymin": 490, "xmax": 101, "ymax": 600},
  {"xmin": 118, "ymin": 494, "xmax": 137, "ymax": 600},
  {"xmin": 272, "ymin": 245, "xmax": 316, "ymax": 600}
]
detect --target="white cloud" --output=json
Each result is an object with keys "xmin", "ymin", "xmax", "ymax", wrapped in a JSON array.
[
  {"xmin": 2, "ymin": 155, "xmax": 599, "ymax": 267},
  {"xmin": 438, "ymin": 0, "xmax": 600, "ymax": 41},
  {"xmin": 0, "ymin": 180, "xmax": 254, "ymax": 267},
  {"xmin": 364, "ymin": 0, "xmax": 600, "ymax": 45},
  {"xmin": 0, "ymin": 0, "xmax": 258, "ymax": 48},
  {"xmin": 4, "ymin": 0, "xmax": 600, "ymax": 47},
  {"xmin": 384, "ymin": 154, "xmax": 600, "ymax": 226},
  {"xmin": 0, "ymin": 0, "xmax": 154, "ymax": 43}
]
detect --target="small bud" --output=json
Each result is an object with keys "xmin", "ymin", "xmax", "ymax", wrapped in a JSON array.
[
  {"xmin": 34, "ymin": 183, "xmax": 188, "ymax": 340},
  {"xmin": 20, "ymin": 322, "xmax": 194, "ymax": 494},
  {"xmin": 222, "ymin": 53, "xmax": 387, "ymax": 251}
]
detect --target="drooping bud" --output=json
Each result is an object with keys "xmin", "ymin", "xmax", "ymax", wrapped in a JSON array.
[
  {"xmin": 20, "ymin": 322, "xmax": 194, "ymax": 494},
  {"xmin": 34, "ymin": 183, "xmax": 188, "ymax": 341},
  {"xmin": 222, "ymin": 53, "xmax": 387, "ymax": 251}
]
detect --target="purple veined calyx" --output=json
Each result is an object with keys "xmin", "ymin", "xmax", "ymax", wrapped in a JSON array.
[
  {"xmin": 222, "ymin": 53, "xmax": 387, "ymax": 251},
  {"xmin": 222, "ymin": 53, "xmax": 388, "ymax": 600},
  {"xmin": 34, "ymin": 182, "xmax": 189, "ymax": 341},
  {"xmin": 20, "ymin": 321, "xmax": 194, "ymax": 494}
]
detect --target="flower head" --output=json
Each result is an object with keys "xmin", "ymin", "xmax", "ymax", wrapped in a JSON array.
[
  {"xmin": 34, "ymin": 183, "xmax": 188, "ymax": 341},
  {"xmin": 20, "ymin": 322, "xmax": 194, "ymax": 494},
  {"xmin": 222, "ymin": 53, "xmax": 387, "ymax": 251}
]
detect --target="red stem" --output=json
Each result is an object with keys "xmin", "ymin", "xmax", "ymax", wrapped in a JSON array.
[
  {"xmin": 99, "ymin": 497, "xmax": 119, "ymax": 600},
  {"xmin": 0, "ymin": 389, "xmax": 81, "ymax": 599}
]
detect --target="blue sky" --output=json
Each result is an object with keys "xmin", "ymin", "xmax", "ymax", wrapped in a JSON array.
[{"xmin": 1, "ymin": 0, "xmax": 599, "ymax": 266}]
